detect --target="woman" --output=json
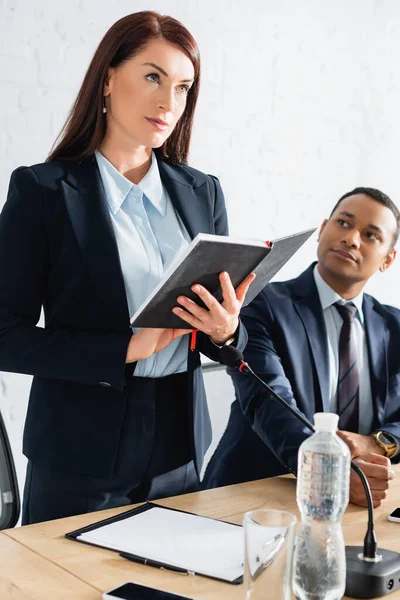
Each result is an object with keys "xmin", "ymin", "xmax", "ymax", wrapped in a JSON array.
[{"xmin": 0, "ymin": 11, "xmax": 253, "ymax": 525}]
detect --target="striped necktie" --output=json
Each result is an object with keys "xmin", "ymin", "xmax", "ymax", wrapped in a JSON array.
[{"xmin": 334, "ymin": 302, "xmax": 359, "ymax": 432}]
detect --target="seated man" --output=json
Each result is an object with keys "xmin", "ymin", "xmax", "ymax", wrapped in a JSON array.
[{"xmin": 204, "ymin": 187, "xmax": 400, "ymax": 507}]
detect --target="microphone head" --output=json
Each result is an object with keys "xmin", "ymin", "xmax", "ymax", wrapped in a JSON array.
[{"xmin": 219, "ymin": 345, "xmax": 244, "ymax": 368}]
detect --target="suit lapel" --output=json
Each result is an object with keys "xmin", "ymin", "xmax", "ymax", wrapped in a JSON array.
[
  {"xmin": 157, "ymin": 157, "xmax": 213, "ymax": 239},
  {"xmin": 61, "ymin": 155, "xmax": 213, "ymax": 326},
  {"xmin": 293, "ymin": 265, "xmax": 331, "ymax": 412},
  {"xmin": 61, "ymin": 155, "xmax": 130, "ymax": 328},
  {"xmin": 363, "ymin": 296, "xmax": 388, "ymax": 429}
]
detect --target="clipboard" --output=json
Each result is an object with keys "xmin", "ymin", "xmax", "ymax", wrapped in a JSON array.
[{"xmin": 66, "ymin": 502, "xmax": 244, "ymax": 585}]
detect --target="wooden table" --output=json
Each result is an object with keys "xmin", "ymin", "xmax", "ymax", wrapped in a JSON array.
[{"xmin": 1, "ymin": 466, "xmax": 399, "ymax": 600}]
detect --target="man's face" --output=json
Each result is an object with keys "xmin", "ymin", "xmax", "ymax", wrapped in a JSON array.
[{"xmin": 317, "ymin": 194, "xmax": 397, "ymax": 285}]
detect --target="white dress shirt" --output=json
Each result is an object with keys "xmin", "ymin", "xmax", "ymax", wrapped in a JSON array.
[
  {"xmin": 95, "ymin": 150, "xmax": 190, "ymax": 378},
  {"xmin": 313, "ymin": 265, "xmax": 373, "ymax": 433}
]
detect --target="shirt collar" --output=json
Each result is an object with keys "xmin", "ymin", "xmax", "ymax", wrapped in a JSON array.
[
  {"xmin": 313, "ymin": 264, "xmax": 364, "ymax": 323},
  {"xmin": 137, "ymin": 152, "xmax": 166, "ymax": 216},
  {"xmin": 95, "ymin": 150, "xmax": 166, "ymax": 216}
]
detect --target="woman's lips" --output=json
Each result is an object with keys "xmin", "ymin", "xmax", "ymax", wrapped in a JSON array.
[{"xmin": 145, "ymin": 117, "xmax": 169, "ymax": 131}]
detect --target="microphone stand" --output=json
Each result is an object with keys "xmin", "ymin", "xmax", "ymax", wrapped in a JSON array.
[{"xmin": 219, "ymin": 345, "xmax": 400, "ymax": 598}]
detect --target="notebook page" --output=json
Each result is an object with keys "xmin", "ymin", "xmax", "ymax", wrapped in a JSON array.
[{"xmin": 78, "ymin": 506, "xmax": 243, "ymax": 582}]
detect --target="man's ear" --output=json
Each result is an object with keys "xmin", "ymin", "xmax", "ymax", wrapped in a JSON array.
[
  {"xmin": 380, "ymin": 248, "xmax": 397, "ymax": 272},
  {"xmin": 317, "ymin": 219, "xmax": 328, "ymax": 242}
]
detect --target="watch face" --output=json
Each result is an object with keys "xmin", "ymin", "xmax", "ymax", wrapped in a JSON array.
[{"xmin": 378, "ymin": 432, "xmax": 396, "ymax": 445}]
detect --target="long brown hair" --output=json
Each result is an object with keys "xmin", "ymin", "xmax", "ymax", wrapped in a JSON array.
[{"xmin": 48, "ymin": 11, "xmax": 200, "ymax": 164}]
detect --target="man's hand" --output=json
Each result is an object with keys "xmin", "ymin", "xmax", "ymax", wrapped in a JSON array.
[
  {"xmin": 349, "ymin": 453, "xmax": 395, "ymax": 508},
  {"xmin": 337, "ymin": 430, "xmax": 385, "ymax": 458}
]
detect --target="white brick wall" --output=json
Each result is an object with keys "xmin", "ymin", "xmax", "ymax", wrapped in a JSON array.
[{"xmin": 1, "ymin": 0, "xmax": 400, "ymax": 510}]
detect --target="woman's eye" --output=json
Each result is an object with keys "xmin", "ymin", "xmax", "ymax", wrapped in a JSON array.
[
  {"xmin": 146, "ymin": 73, "xmax": 160, "ymax": 83},
  {"xmin": 177, "ymin": 84, "xmax": 190, "ymax": 95}
]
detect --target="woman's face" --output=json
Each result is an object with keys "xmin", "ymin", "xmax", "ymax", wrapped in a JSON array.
[{"xmin": 104, "ymin": 38, "xmax": 195, "ymax": 149}]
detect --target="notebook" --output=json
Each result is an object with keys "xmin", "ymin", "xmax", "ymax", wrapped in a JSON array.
[{"xmin": 130, "ymin": 228, "xmax": 315, "ymax": 328}]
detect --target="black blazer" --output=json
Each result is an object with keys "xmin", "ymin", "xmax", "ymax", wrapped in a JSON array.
[
  {"xmin": 0, "ymin": 154, "xmax": 247, "ymax": 477},
  {"xmin": 204, "ymin": 263, "xmax": 400, "ymax": 488}
]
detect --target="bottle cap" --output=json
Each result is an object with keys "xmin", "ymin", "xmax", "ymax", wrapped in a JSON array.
[{"xmin": 313, "ymin": 412, "xmax": 339, "ymax": 432}]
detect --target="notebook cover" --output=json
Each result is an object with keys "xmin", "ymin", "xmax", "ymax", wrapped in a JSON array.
[
  {"xmin": 130, "ymin": 228, "xmax": 315, "ymax": 329},
  {"xmin": 242, "ymin": 227, "xmax": 316, "ymax": 306},
  {"xmin": 131, "ymin": 236, "xmax": 270, "ymax": 328}
]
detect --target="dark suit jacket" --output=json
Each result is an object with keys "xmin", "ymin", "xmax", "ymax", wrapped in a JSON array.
[
  {"xmin": 0, "ymin": 153, "xmax": 247, "ymax": 478},
  {"xmin": 204, "ymin": 263, "xmax": 400, "ymax": 488}
]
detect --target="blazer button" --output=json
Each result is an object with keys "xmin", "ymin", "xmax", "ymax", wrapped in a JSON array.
[{"xmin": 98, "ymin": 381, "xmax": 111, "ymax": 388}]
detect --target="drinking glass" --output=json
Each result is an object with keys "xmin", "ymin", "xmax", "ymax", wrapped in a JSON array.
[{"xmin": 243, "ymin": 509, "xmax": 296, "ymax": 600}]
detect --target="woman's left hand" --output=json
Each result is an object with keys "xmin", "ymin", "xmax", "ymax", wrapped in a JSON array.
[{"xmin": 172, "ymin": 271, "xmax": 256, "ymax": 344}]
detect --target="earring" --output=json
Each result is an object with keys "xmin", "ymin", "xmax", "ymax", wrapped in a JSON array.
[{"xmin": 103, "ymin": 97, "xmax": 107, "ymax": 114}]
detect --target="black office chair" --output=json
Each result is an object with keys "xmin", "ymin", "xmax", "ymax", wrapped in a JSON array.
[{"xmin": 0, "ymin": 410, "xmax": 20, "ymax": 528}]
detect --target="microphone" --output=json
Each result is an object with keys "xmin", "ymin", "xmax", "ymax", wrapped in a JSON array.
[{"xmin": 220, "ymin": 345, "xmax": 400, "ymax": 598}]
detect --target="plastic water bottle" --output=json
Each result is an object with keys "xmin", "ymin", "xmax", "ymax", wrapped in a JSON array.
[{"xmin": 293, "ymin": 412, "xmax": 351, "ymax": 600}]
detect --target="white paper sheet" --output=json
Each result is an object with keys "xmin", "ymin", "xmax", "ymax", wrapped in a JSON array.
[{"xmin": 78, "ymin": 506, "xmax": 244, "ymax": 582}]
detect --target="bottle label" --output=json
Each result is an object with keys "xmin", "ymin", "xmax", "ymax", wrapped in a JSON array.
[{"xmin": 299, "ymin": 449, "xmax": 349, "ymax": 520}]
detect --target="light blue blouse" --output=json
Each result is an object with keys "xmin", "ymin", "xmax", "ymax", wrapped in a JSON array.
[{"xmin": 95, "ymin": 150, "xmax": 190, "ymax": 377}]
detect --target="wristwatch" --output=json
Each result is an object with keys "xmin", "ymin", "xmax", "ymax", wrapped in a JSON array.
[
  {"xmin": 371, "ymin": 431, "xmax": 398, "ymax": 459},
  {"xmin": 209, "ymin": 333, "xmax": 237, "ymax": 349}
]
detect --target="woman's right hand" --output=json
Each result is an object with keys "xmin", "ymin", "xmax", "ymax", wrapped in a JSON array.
[{"xmin": 125, "ymin": 328, "xmax": 191, "ymax": 363}]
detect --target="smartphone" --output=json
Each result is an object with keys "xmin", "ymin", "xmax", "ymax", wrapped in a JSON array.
[
  {"xmin": 102, "ymin": 582, "xmax": 194, "ymax": 600},
  {"xmin": 387, "ymin": 508, "xmax": 400, "ymax": 523}
]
